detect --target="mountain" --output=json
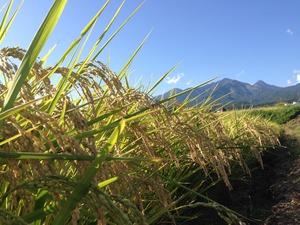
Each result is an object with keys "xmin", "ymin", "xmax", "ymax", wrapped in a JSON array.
[{"xmin": 157, "ymin": 78, "xmax": 300, "ymax": 107}]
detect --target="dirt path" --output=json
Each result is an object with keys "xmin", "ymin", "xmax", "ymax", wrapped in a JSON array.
[
  {"xmin": 264, "ymin": 155, "xmax": 300, "ymax": 224},
  {"xmin": 231, "ymin": 133, "xmax": 300, "ymax": 224}
]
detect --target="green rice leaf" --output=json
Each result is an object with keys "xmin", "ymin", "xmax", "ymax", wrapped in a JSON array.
[
  {"xmin": 0, "ymin": 152, "xmax": 163, "ymax": 163},
  {"xmin": 0, "ymin": 96, "xmax": 46, "ymax": 121},
  {"xmin": 147, "ymin": 63, "xmax": 180, "ymax": 95},
  {"xmin": 47, "ymin": 18, "xmax": 96, "ymax": 114},
  {"xmin": 52, "ymin": 120, "xmax": 126, "ymax": 225},
  {"xmin": 77, "ymin": 0, "xmax": 125, "ymax": 73},
  {"xmin": 98, "ymin": 176, "xmax": 118, "ymax": 188},
  {"xmin": 22, "ymin": 203, "xmax": 57, "ymax": 223},
  {"xmin": 91, "ymin": 2, "xmax": 144, "ymax": 61},
  {"xmin": 0, "ymin": 152, "xmax": 95, "ymax": 161},
  {"xmin": 87, "ymin": 106, "xmax": 126, "ymax": 126},
  {"xmin": 49, "ymin": 0, "xmax": 110, "ymax": 72},
  {"xmin": 81, "ymin": 0, "xmax": 110, "ymax": 37},
  {"xmin": 0, "ymin": 0, "xmax": 67, "ymax": 128},
  {"xmin": 0, "ymin": 127, "xmax": 37, "ymax": 146},
  {"xmin": 118, "ymin": 30, "xmax": 152, "ymax": 79},
  {"xmin": 47, "ymin": 1, "xmax": 112, "ymax": 113},
  {"xmin": 39, "ymin": 42, "xmax": 58, "ymax": 66},
  {"xmin": 58, "ymin": 98, "xmax": 67, "ymax": 126},
  {"xmin": 0, "ymin": 0, "xmax": 23, "ymax": 43},
  {"xmin": 158, "ymin": 77, "xmax": 217, "ymax": 105}
]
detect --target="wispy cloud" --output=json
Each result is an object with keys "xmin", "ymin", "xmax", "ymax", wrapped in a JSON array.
[
  {"xmin": 286, "ymin": 29, "xmax": 294, "ymax": 36},
  {"xmin": 235, "ymin": 70, "xmax": 245, "ymax": 79},
  {"xmin": 186, "ymin": 80, "xmax": 192, "ymax": 86},
  {"xmin": 293, "ymin": 69, "xmax": 300, "ymax": 74},
  {"xmin": 287, "ymin": 79, "xmax": 292, "ymax": 86},
  {"xmin": 166, "ymin": 73, "xmax": 184, "ymax": 84}
]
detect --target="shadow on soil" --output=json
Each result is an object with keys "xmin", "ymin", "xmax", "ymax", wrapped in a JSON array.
[
  {"xmin": 181, "ymin": 133, "xmax": 300, "ymax": 225},
  {"xmin": 229, "ymin": 134, "xmax": 300, "ymax": 224}
]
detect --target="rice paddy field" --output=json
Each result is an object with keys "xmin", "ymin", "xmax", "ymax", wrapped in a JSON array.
[
  {"xmin": 0, "ymin": 1, "xmax": 293, "ymax": 224},
  {"xmin": 240, "ymin": 104, "xmax": 300, "ymax": 124}
]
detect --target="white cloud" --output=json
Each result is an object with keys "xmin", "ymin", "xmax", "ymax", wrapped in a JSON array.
[
  {"xmin": 297, "ymin": 74, "xmax": 300, "ymax": 83},
  {"xmin": 287, "ymin": 70, "xmax": 300, "ymax": 86},
  {"xmin": 293, "ymin": 69, "xmax": 300, "ymax": 74},
  {"xmin": 286, "ymin": 29, "xmax": 294, "ymax": 36},
  {"xmin": 166, "ymin": 73, "xmax": 184, "ymax": 84},
  {"xmin": 292, "ymin": 70, "xmax": 300, "ymax": 83},
  {"xmin": 186, "ymin": 80, "xmax": 192, "ymax": 86}
]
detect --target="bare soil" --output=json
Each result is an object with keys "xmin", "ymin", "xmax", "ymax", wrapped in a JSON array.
[
  {"xmin": 230, "ymin": 128, "xmax": 300, "ymax": 224},
  {"xmin": 179, "ymin": 118, "xmax": 300, "ymax": 225}
]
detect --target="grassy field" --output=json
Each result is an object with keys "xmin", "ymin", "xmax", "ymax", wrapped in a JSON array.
[
  {"xmin": 0, "ymin": 2, "xmax": 285, "ymax": 224},
  {"xmin": 240, "ymin": 104, "xmax": 300, "ymax": 124}
]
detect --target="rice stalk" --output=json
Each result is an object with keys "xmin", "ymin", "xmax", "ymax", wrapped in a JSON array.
[
  {"xmin": 0, "ymin": 45, "xmax": 282, "ymax": 224},
  {"xmin": 0, "ymin": 1, "xmax": 283, "ymax": 224}
]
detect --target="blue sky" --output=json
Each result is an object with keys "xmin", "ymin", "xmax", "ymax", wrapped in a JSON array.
[{"xmin": 2, "ymin": 0, "xmax": 300, "ymax": 94}]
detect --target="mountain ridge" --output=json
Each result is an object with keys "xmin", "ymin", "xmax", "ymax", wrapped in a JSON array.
[{"xmin": 157, "ymin": 78, "xmax": 300, "ymax": 107}]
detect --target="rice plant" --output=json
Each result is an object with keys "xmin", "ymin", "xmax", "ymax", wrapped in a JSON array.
[
  {"xmin": 246, "ymin": 105, "xmax": 300, "ymax": 124},
  {"xmin": 0, "ymin": 1, "xmax": 282, "ymax": 224}
]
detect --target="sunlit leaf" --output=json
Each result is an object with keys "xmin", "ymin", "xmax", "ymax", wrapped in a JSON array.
[{"xmin": 0, "ymin": 0, "xmax": 67, "ymax": 127}]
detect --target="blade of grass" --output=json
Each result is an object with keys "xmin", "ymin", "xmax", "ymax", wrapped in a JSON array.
[
  {"xmin": 0, "ymin": 152, "xmax": 95, "ymax": 160},
  {"xmin": 98, "ymin": 176, "xmax": 118, "ymax": 188},
  {"xmin": 76, "ymin": 0, "xmax": 125, "ymax": 73},
  {"xmin": 91, "ymin": 2, "xmax": 144, "ymax": 61},
  {"xmin": 47, "ymin": 19, "xmax": 96, "ymax": 114},
  {"xmin": 39, "ymin": 42, "xmax": 58, "ymax": 66},
  {"xmin": 146, "ymin": 63, "xmax": 180, "ymax": 95},
  {"xmin": 0, "ymin": 0, "xmax": 67, "ymax": 128},
  {"xmin": 31, "ymin": 189, "xmax": 53, "ymax": 225},
  {"xmin": 0, "ymin": 0, "xmax": 13, "ymax": 35},
  {"xmin": 38, "ymin": 0, "xmax": 110, "ymax": 94},
  {"xmin": 132, "ymin": 162, "xmax": 246, "ymax": 224},
  {"xmin": 158, "ymin": 77, "xmax": 217, "ymax": 105},
  {"xmin": 58, "ymin": 98, "xmax": 67, "ymax": 126},
  {"xmin": 86, "ymin": 106, "xmax": 126, "ymax": 126},
  {"xmin": 118, "ymin": 30, "xmax": 152, "ymax": 79},
  {"xmin": 0, "ymin": 96, "xmax": 47, "ymax": 121},
  {"xmin": 74, "ymin": 108, "xmax": 156, "ymax": 142},
  {"xmin": 0, "ymin": 0, "xmax": 23, "ymax": 43},
  {"xmin": 0, "ymin": 3, "xmax": 7, "ymax": 14},
  {"xmin": 52, "ymin": 120, "xmax": 126, "ymax": 225},
  {"xmin": 0, "ymin": 152, "xmax": 163, "ymax": 163},
  {"xmin": 22, "ymin": 202, "xmax": 56, "ymax": 224},
  {"xmin": 0, "ymin": 127, "xmax": 37, "ymax": 146},
  {"xmin": 47, "ymin": 1, "xmax": 113, "ymax": 113}
]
